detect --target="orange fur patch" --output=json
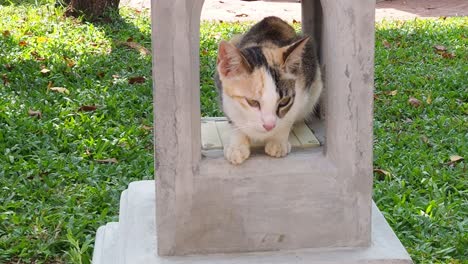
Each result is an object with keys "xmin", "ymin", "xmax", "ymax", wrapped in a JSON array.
[{"xmin": 222, "ymin": 68, "xmax": 266, "ymax": 101}]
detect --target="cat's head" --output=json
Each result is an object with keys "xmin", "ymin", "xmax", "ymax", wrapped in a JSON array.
[{"xmin": 216, "ymin": 37, "xmax": 309, "ymax": 133}]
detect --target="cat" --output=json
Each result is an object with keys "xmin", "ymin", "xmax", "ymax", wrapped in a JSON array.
[{"xmin": 215, "ymin": 16, "xmax": 322, "ymax": 165}]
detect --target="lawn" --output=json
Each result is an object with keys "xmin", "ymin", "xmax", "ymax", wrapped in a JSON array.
[{"xmin": 0, "ymin": 2, "xmax": 467, "ymax": 264}]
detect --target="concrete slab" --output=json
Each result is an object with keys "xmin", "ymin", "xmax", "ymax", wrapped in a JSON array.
[{"xmin": 92, "ymin": 180, "xmax": 412, "ymax": 264}]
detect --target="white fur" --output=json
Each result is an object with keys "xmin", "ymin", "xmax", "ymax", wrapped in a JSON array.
[{"xmin": 223, "ymin": 66, "xmax": 322, "ymax": 164}]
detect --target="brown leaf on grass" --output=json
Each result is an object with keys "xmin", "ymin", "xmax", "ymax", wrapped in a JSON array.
[
  {"xmin": 28, "ymin": 109, "xmax": 42, "ymax": 119},
  {"xmin": 433, "ymin": 45, "xmax": 447, "ymax": 51},
  {"xmin": 40, "ymin": 68, "xmax": 50, "ymax": 74},
  {"xmin": 382, "ymin": 40, "xmax": 391, "ymax": 49},
  {"xmin": 373, "ymin": 169, "xmax": 391, "ymax": 180},
  {"xmin": 2, "ymin": 30, "xmax": 10, "ymax": 37},
  {"xmin": 31, "ymin": 51, "xmax": 46, "ymax": 61},
  {"xmin": 2, "ymin": 74, "xmax": 9, "ymax": 85},
  {"xmin": 141, "ymin": 125, "xmax": 153, "ymax": 131},
  {"xmin": 97, "ymin": 72, "xmax": 105, "ymax": 78},
  {"xmin": 235, "ymin": 13, "xmax": 249, "ymax": 17},
  {"xmin": 420, "ymin": 135, "xmax": 434, "ymax": 148},
  {"xmin": 4, "ymin": 64, "xmax": 13, "ymax": 71},
  {"xmin": 420, "ymin": 135, "xmax": 429, "ymax": 143},
  {"xmin": 441, "ymin": 52, "xmax": 455, "ymax": 59},
  {"xmin": 49, "ymin": 87, "xmax": 70, "ymax": 94},
  {"xmin": 95, "ymin": 158, "xmax": 118, "ymax": 164},
  {"xmin": 78, "ymin": 105, "xmax": 97, "ymax": 112},
  {"xmin": 128, "ymin": 76, "xmax": 145, "ymax": 84},
  {"xmin": 449, "ymin": 155, "xmax": 464, "ymax": 163},
  {"xmin": 19, "ymin": 40, "xmax": 27, "ymax": 47},
  {"xmin": 433, "ymin": 45, "xmax": 455, "ymax": 59},
  {"xmin": 126, "ymin": 37, "xmax": 134, "ymax": 42},
  {"xmin": 408, "ymin": 97, "xmax": 421, "ymax": 107},
  {"xmin": 118, "ymin": 41, "xmax": 150, "ymax": 56},
  {"xmin": 64, "ymin": 57, "xmax": 76, "ymax": 68},
  {"xmin": 426, "ymin": 94, "xmax": 432, "ymax": 104},
  {"xmin": 385, "ymin": 90, "xmax": 398, "ymax": 96}
]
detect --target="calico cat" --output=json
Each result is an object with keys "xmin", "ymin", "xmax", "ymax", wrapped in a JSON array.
[{"xmin": 215, "ymin": 16, "xmax": 322, "ymax": 165}]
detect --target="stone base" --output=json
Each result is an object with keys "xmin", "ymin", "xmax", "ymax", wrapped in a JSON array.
[{"xmin": 92, "ymin": 180, "xmax": 412, "ymax": 264}]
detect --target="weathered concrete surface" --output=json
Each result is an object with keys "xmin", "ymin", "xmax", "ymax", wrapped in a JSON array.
[
  {"xmin": 152, "ymin": 0, "xmax": 374, "ymax": 255},
  {"xmin": 121, "ymin": 0, "xmax": 468, "ymax": 21},
  {"xmin": 92, "ymin": 180, "xmax": 413, "ymax": 264}
]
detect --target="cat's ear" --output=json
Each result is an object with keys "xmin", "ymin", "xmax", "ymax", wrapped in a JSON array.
[
  {"xmin": 217, "ymin": 41, "xmax": 251, "ymax": 78},
  {"xmin": 282, "ymin": 36, "xmax": 310, "ymax": 75}
]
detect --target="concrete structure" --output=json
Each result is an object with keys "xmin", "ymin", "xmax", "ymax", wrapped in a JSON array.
[
  {"xmin": 92, "ymin": 180, "xmax": 413, "ymax": 263},
  {"xmin": 93, "ymin": 0, "xmax": 413, "ymax": 263}
]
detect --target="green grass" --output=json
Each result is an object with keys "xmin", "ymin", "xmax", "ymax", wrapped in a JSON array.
[{"xmin": 0, "ymin": 2, "xmax": 467, "ymax": 263}]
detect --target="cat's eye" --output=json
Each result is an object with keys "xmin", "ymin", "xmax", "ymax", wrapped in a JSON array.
[
  {"xmin": 246, "ymin": 98, "xmax": 260, "ymax": 108},
  {"xmin": 278, "ymin": 97, "xmax": 291, "ymax": 107}
]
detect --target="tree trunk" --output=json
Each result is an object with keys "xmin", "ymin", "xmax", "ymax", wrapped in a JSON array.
[{"xmin": 65, "ymin": 0, "xmax": 120, "ymax": 20}]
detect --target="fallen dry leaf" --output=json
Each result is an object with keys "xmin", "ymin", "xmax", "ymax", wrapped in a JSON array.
[
  {"xmin": 235, "ymin": 13, "xmax": 249, "ymax": 17},
  {"xmin": 95, "ymin": 158, "xmax": 118, "ymax": 164},
  {"xmin": 420, "ymin": 135, "xmax": 429, "ymax": 144},
  {"xmin": 40, "ymin": 68, "xmax": 50, "ymax": 74},
  {"xmin": 19, "ymin": 40, "xmax": 27, "ymax": 47},
  {"xmin": 49, "ymin": 87, "xmax": 70, "ymax": 94},
  {"xmin": 373, "ymin": 169, "xmax": 391, "ymax": 180},
  {"xmin": 441, "ymin": 52, "xmax": 455, "ymax": 59},
  {"xmin": 2, "ymin": 74, "xmax": 9, "ymax": 85},
  {"xmin": 118, "ymin": 41, "xmax": 150, "ymax": 56},
  {"xmin": 2, "ymin": 30, "xmax": 11, "ymax": 37},
  {"xmin": 385, "ymin": 90, "xmax": 397, "ymax": 96},
  {"xmin": 408, "ymin": 97, "xmax": 421, "ymax": 107},
  {"xmin": 433, "ymin": 45, "xmax": 447, "ymax": 51},
  {"xmin": 28, "ymin": 109, "xmax": 42, "ymax": 119},
  {"xmin": 97, "ymin": 72, "xmax": 105, "ymax": 78},
  {"xmin": 141, "ymin": 125, "xmax": 153, "ymax": 131},
  {"xmin": 450, "ymin": 155, "xmax": 464, "ymax": 162},
  {"xmin": 30, "ymin": 51, "xmax": 45, "ymax": 61},
  {"xmin": 78, "ymin": 105, "xmax": 97, "ymax": 112},
  {"xmin": 426, "ymin": 94, "xmax": 432, "ymax": 104},
  {"xmin": 128, "ymin": 76, "xmax": 145, "ymax": 84},
  {"xmin": 64, "ymin": 57, "xmax": 76, "ymax": 68},
  {"xmin": 445, "ymin": 155, "xmax": 464, "ymax": 166},
  {"xmin": 382, "ymin": 40, "xmax": 391, "ymax": 49}
]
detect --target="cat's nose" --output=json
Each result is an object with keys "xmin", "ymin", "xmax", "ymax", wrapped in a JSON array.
[{"xmin": 263, "ymin": 123, "xmax": 276, "ymax": 131}]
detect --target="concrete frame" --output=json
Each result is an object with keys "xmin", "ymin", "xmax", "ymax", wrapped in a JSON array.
[{"xmin": 152, "ymin": 0, "xmax": 375, "ymax": 256}]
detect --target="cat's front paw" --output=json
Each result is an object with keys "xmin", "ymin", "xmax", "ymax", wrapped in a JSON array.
[
  {"xmin": 265, "ymin": 140, "xmax": 291, "ymax": 158},
  {"xmin": 224, "ymin": 144, "xmax": 251, "ymax": 165}
]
